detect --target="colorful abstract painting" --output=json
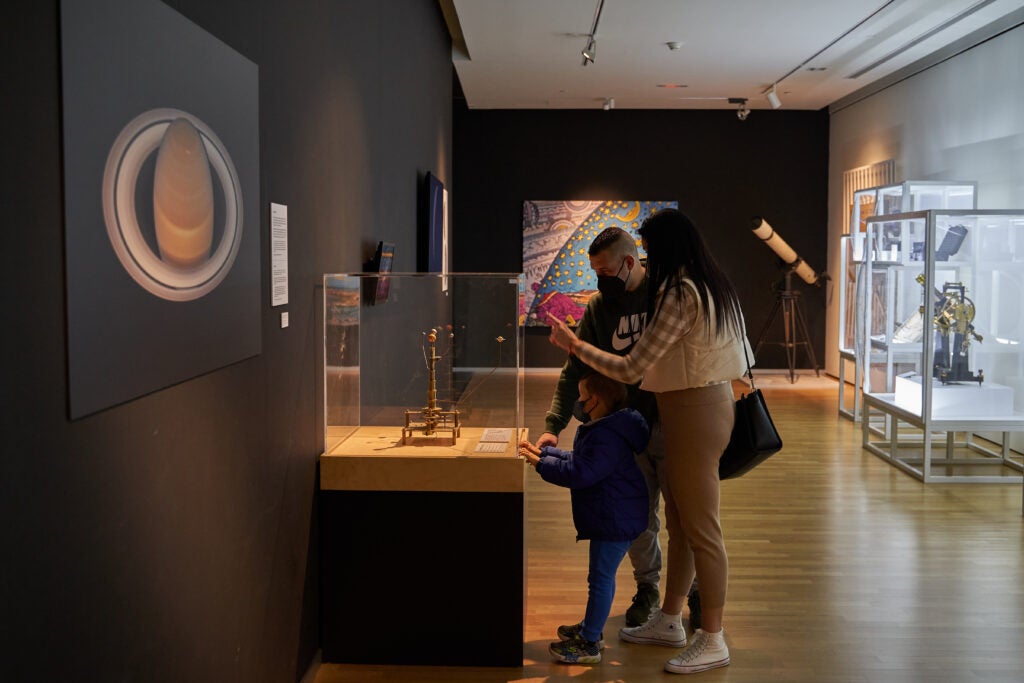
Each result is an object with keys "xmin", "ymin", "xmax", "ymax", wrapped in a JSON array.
[{"xmin": 521, "ymin": 200, "xmax": 677, "ymax": 326}]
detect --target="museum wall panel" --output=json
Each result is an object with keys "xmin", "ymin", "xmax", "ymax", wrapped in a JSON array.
[
  {"xmin": 0, "ymin": 1, "xmax": 452, "ymax": 681},
  {"xmin": 827, "ymin": 24, "xmax": 1024, "ymax": 377},
  {"xmin": 452, "ymin": 105, "xmax": 830, "ymax": 368}
]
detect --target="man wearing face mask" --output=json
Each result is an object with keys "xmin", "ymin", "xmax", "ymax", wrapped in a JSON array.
[{"xmin": 537, "ymin": 227, "xmax": 701, "ymax": 630}]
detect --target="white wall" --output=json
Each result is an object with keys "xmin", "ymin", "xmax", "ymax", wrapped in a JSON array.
[{"xmin": 826, "ymin": 25, "xmax": 1024, "ymax": 375}]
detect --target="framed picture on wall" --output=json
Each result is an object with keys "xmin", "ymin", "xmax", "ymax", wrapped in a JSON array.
[
  {"xmin": 60, "ymin": 0, "xmax": 261, "ymax": 418},
  {"xmin": 521, "ymin": 200, "xmax": 676, "ymax": 326},
  {"xmin": 368, "ymin": 240, "xmax": 395, "ymax": 305}
]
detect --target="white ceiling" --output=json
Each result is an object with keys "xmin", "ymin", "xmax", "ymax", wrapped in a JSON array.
[{"xmin": 446, "ymin": 0, "xmax": 1024, "ymax": 111}]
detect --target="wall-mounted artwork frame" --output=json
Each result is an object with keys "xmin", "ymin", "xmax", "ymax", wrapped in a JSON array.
[
  {"xmin": 521, "ymin": 200, "xmax": 676, "ymax": 326},
  {"xmin": 60, "ymin": 0, "xmax": 261, "ymax": 418},
  {"xmin": 368, "ymin": 241, "xmax": 395, "ymax": 305}
]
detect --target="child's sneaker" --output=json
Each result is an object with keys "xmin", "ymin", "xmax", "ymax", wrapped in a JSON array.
[
  {"xmin": 549, "ymin": 635, "xmax": 602, "ymax": 664},
  {"xmin": 619, "ymin": 608, "xmax": 686, "ymax": 646},
  {"xmin": 664, "ymin": 628, "xmax": 730, "ymax": 674},
  {"xmin": 556, "ymin": 622, "xmax": 604, "ymax": 648}
]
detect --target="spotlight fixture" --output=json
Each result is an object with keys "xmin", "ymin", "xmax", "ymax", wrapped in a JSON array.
[
  {"xmin": 602, "ymin": 97, "xmax": 615, "ymax": 110},
  {"xmin": 728, "ymin": 97, "xmax": 749, "ymax": 121},
  {"xmin": 582, "ymin": 36, "xmax": 596, "ymax": 65},
  {"xmin": 765, "ymin": 84, "xmax": 782, "ymax": 109},
  {"xmin": 580, "ymin": 0, "xmax": 604, "ymax": 66}
]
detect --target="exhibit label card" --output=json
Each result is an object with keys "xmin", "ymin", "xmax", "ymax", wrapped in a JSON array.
[{"xmin": 271, "ymin": 202, "xmax": 288, "ymax": 306}]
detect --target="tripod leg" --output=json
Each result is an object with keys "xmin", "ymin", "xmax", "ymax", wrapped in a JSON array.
[
  {"xmin": 782, "ymin": 297, "xmax": 797, "ymax": 383},
  {"xmin": 754, "ymin": 298, "xmax": 783, "ymax": 358},
  {"xmin": 793, "ymin": 297, "xmax": 821, "ymax": 376}
]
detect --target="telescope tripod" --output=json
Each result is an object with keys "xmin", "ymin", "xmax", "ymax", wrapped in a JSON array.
[{"xmin": 754, "ymin": 270, "xmax": 820, "ymax": 384}]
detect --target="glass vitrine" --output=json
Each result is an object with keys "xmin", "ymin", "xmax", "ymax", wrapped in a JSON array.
[
  {"xmin": 860, "ymin": 210, "xmax": 1024, "ymax": 482},
  {"xmin": 874, "ymin": 180, "xmax": 977, "ymax": 215},
  {"xmin": 323, "ymin": 273, "xmax": 525, "ymax": 467},
  {"xmin": 837, "ymin": 235, "xmax": 868, "ymax": 420}
]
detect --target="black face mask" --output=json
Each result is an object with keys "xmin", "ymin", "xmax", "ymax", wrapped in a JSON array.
[
  {"xmin": 572, "ymin": 396, "xmax": 593, "ymax": 424},
  {"xmin": 596, "ymin": 258, "xmax": 630, "ymax": 300}
]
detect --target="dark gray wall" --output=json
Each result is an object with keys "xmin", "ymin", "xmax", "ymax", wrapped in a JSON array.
[
  {"xmin": 452, "ymin": 105, "xmax": 830, "ymax": 368},
  {"xmin": 0, "ymin": 1, "xmax": 451, "ymax": 681}
]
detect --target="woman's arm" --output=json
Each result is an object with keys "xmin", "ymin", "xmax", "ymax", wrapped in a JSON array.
[{"xmin": 548, "ymin": 285, "xmax": 695, "ymax": 383}]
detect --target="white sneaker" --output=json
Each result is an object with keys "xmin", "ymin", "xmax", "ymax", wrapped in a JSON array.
[
  {"xmin": 619, "ymin": 608, "xmax": 686, "ymax": 646},
  {"xmin": 664, "ymin": 628, "xmax": 730, "ymax": 674}
]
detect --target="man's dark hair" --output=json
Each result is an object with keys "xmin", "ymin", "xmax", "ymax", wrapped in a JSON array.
[{"xmin": 588, "ymin": 227, "xmax": 639, "ymax": 259}]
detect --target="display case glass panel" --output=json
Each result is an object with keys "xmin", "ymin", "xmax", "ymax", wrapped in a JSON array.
[
  {"xmin": 874, "ymin": 180, "xmax": 977, "ymax": 216},
  {"xmin": 323, "ymin": 273, "xmax": 524, "ymax": 457},
  {"xmin": 863, "ymin": 210, "xmax": 1024, "ymax": 421},
  {"xmin": 848, "ymin": 186, "xmax": 880, "ymax": 262},
  {"xmin": 838, "ymin": 235, "xmax": 865, "ymax": 355}
]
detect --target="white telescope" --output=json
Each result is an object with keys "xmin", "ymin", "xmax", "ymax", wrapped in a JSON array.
[{"xmin": 750, "ymin": 216, "xmax": 826, "ymax": 286}]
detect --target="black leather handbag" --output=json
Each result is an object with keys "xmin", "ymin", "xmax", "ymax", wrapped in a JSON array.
[{"xmin": 719, "ymin": 343, "xmax": 783, "ymax": 480}]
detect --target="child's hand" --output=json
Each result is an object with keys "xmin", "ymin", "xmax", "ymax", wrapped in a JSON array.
[
  {"xmin": 518, "ymin": 440, "xmax": 541, "ymax": 465},
  {"xmin": 518, "ymin": 439, "xmax": 541, "ymax": 456}
]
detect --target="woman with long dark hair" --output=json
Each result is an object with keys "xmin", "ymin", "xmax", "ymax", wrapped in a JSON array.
[{"xmin": 548, "ymin": 208, "xmax": 751, "ymax": 675}]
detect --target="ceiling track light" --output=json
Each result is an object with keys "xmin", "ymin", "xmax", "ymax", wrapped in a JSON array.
[
  {"xmin": 582, "ymin": 37, "xmax": 596, "ymax": 65},
  {"xmin": 765, "ymin": 84, "xmax": 782, "ymax": 109},
  {"xmin": 580, "ymin": 0, "xmax": 605, "ymax": 66},
  {"xmin": 728, "ymin": 97, "xmax": 750, "ymax": 121}
]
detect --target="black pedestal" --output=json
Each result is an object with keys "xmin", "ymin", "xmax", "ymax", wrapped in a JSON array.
[{"xmin": 320, "ymin": 490, "xmax": 525, "ymax": 666}]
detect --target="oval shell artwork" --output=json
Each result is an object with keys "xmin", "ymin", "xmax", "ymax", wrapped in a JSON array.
[{"xmin": 102, "ymin": 108, "xmax": 244, "ymax": 302}]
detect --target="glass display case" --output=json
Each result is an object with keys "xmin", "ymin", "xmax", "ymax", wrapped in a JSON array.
[
  {"xmin": 874, "ymin": 180, "xmax": 977, "ymax": 216},
  {"xmin": 322, "ymin": 272, "xmax": 526, "ymax": 491},
  {"xmin": 837, "ymin": 235, "xmax": 868, "ymax": 420},
  {"xmin": 860, "ymin": 210, "xmax": 1024, "ymax": 482},
  {"xmin": 841, "ymin": 182, "xmax": 978, "ymax": 421},
  {"xmin": 848, "ymin": 185, "xmax": 882, "ymax": 264},
  {"xmin": 319, "ymin": 272, "xmax": 528, "ymax": 667}
]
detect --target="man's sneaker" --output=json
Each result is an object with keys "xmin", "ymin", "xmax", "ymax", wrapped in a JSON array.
[
  {"xmin": 625, "ymin": 582, "xmax": 660, "ymax": 627},
  {"xmin": 619, "ymin": 608, "xmax": 686, "ymax": 646},
  {"xmin": 556, "ymin": 622, "xmax": 604, "ymax": 648},
  {"xmin": 549, "ymin": 635, "xmax": 602, "ymax": 665},
  {"xmin": 664, "ymin": 628, "xmax": 730, "ymax": 674},
  {"xmin": 687, "ymin": 584, "xmax": 702, "ymax": 632}
]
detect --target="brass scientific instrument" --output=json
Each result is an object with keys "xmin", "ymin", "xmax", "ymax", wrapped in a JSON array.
[
  {"xmin": 402, "ymin": 328, "xmax": 461, "ymax": 444},
  {"xmin": 916, "ymin": 274, "xmax": 983, "ymax": 385}
]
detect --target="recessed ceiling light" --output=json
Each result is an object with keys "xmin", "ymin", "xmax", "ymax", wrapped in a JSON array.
[
  {"xmin": 666, "ymin": 41, "xmax": 684, "ymax": 51},
  {"xmin": 657, "ymin": 84, "xmax": 688, "ymax": 88}
]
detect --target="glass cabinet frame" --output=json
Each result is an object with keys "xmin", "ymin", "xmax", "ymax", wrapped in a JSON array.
[
  {"xmin": 321, "ymin": 272, "xmax": 526, "ymax": 486},
  {"xmin": 860, "ymin": 209, "xmax": 1024, "ymax": 483}
]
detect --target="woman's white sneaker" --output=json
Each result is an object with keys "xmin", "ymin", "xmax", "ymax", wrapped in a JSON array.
[
  {"xmin": 664, "ymin": 628, "xmax": 730, "ymax": 674},
  {"xmin": 618, "ymin": 608, "xmax": 686, "ymax": 646}
]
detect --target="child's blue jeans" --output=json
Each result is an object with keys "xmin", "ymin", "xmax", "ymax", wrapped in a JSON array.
[{"xmin": 581, "ymin": 539, "xmax": 633, "ymax": 642}]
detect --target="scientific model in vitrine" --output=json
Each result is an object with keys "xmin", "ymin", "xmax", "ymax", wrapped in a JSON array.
[
  {"xmin": 917, "ymin": 274, "xmax": 984, "ymax": 385},
  {"xmin": 402, "ymin": 327, "xmax": 462, "ymax": 445}
]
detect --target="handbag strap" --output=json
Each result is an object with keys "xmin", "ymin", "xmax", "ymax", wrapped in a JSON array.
[{"xmin": 740, "ymin": 330, "xmax": 757, "ymax": 392}]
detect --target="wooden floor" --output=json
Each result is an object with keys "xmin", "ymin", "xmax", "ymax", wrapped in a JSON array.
[{"xmin": 313, "ymin": 373, "xmax": 1024, "ymax": 683}]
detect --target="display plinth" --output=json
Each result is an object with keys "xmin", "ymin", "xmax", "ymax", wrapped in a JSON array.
[
  {"xmin": 894, "ymin": 374, "xmax": 1013, "ymax": 418},
  {"xmin": 321, "ymin": 426, "xmax": 526, "ymax": 493},
  {"xmin": 320, "ymin": 273, "xmax": 527, "ymax": 666}
]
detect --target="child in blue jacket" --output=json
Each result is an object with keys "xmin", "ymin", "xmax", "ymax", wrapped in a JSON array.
[{"xmin": 519, "ymin": 372, "xmax": 650, "ymax": 664}]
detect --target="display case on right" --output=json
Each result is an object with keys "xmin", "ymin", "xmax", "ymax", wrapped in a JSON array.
[{"xmin": 861, "ymin": 209, "xmax": 1024, "ymax": 482}]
